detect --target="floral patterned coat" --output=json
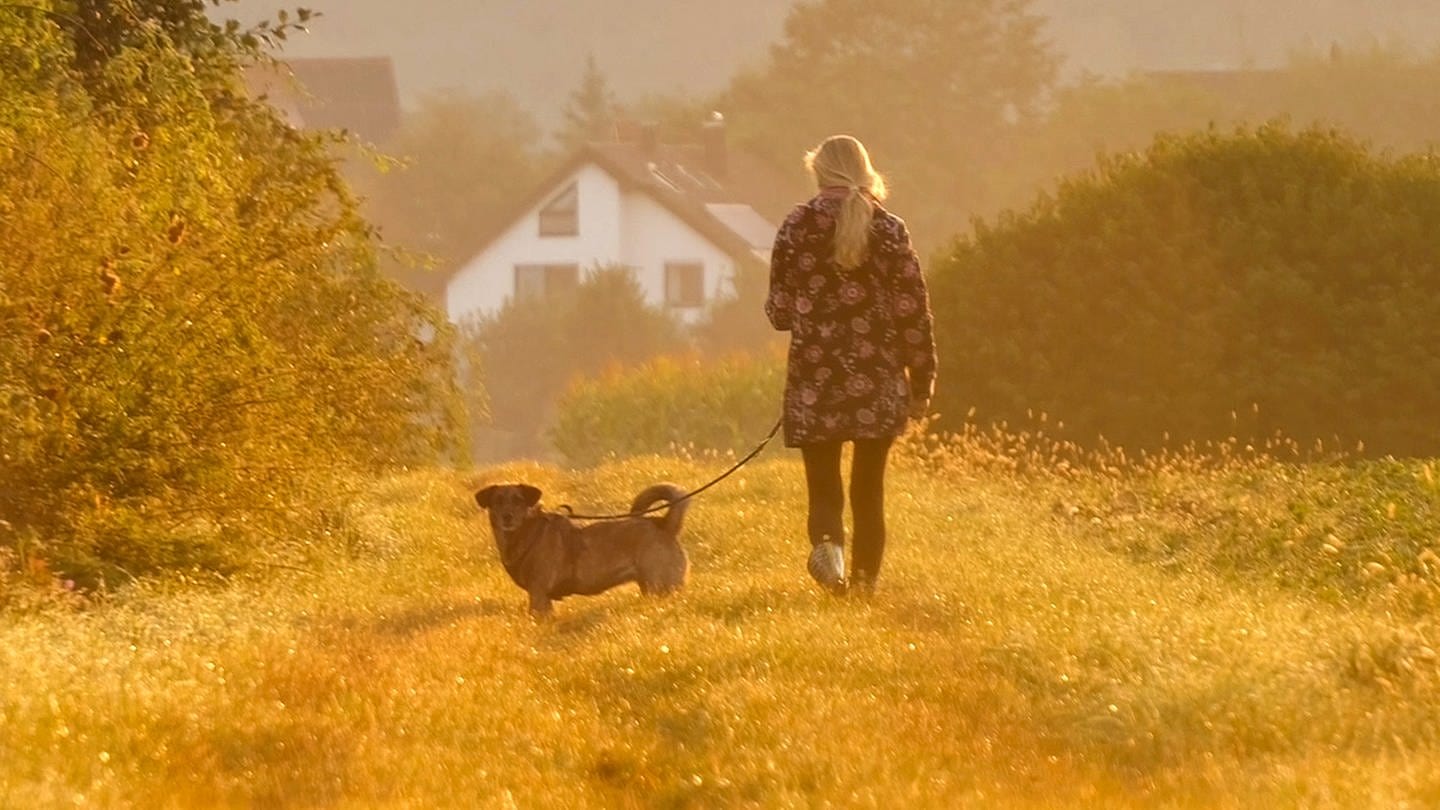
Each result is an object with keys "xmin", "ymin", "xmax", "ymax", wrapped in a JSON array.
[{"xmin": 765, "ymin": 190, "xmax": 938, "ymax": 447}]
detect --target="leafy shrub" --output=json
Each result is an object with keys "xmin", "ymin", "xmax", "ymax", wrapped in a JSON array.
[
  {"xmin": 0, "ymin": 9, "xmax": 460, "ymax": 584},
  {"xmin": 551, "ymin": 351, "xmax": 784, "ymax": 466},
  {"xmin": 929, "ymin": 124, "xmax": 1440, "ymax": 456}
]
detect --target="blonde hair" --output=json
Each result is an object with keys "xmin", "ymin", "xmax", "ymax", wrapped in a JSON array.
[{"xmin": 804, "ymin": 135, "xmax": 888, "ymax": 269}]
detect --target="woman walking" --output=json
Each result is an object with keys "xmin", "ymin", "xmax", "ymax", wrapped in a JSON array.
[{"xmin": 765, "ymin": 134, "xmax": 938, "ymax": 594}]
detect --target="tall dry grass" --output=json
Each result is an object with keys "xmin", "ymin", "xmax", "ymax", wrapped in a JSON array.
[{"xmin": 2, "ymin": 431, "xmax": 1439, "ymax": 807}]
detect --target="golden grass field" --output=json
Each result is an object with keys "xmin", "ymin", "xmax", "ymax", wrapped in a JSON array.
[{"xmin": 3, "ymin": 435, "xmax": 1440, "ymax": 808}]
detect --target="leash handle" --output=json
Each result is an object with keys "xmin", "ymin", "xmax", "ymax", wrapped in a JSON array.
[{"xmin": 557, "ymin": 415, "xmax": 784, "ymax": 521}]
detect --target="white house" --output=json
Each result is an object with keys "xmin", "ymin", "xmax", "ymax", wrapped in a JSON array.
[{"xmin": 446, "ymin": 116, "xmax": 794, "ymax": 326}]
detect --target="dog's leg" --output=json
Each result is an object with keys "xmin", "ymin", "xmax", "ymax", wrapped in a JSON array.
[
  {"xmin": 527, "ymin": 588, "xmax": 554, "ymax": 618},
  {"xmin": 636, "ymin": 543, "xmax": 688, "ymax": 596}
]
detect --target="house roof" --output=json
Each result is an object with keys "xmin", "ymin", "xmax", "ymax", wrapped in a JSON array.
[
  {"xmin": 457, "ymin": 134, "xmax": 802, "ymax": 277},
  {"xmin": 245, "ymin": 57, "xmax": 402, "ymax": 144}
]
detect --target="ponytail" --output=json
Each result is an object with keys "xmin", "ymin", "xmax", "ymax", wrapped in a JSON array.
[
  {"xmin": 804, "ymin": 135, "xmax": 888, "ymax": 269},
  {"xmin": 834, "ymin": 188, "xmax": 874, "ymax": 269}
]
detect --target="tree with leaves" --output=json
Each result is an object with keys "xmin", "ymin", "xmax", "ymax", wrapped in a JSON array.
[
  {"xmin": 988, "ymin": 43, "xmax": 1440, "ymax": 220},
  {"xmin": 461, "ymin": 267, "xmax": 684, "ymax": 458},
  {"xmin": 358, "ymin": 90, "xmax": 550, "ymax": 298},
  {"xmin": 722, "ymin": 0, "xmax": 1058, "ymax": 253},
  {"xmin": 0, "ymin": 1, "xmax": 461, "ymax": 583}
]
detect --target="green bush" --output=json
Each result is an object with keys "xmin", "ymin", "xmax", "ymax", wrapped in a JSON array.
[
  {"xmin": 551, "ymin": 351, "xmax": 784, "ymax": 466},
  {"xmin": 0, "ymin": 9, "xmax": 460, "ymax": 584},
  {"xmin": 929, "ymin": 124, "xmax": 1440, "ymax": 456}
]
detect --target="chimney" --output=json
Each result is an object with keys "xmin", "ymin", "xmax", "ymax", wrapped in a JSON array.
[
  {"xmin": 639, "ymin": 122, "xmax": 660, "ymax": 157},
  {"xmin": 701, "ymin": 111, "xmax": 727, "ymax": 179}
]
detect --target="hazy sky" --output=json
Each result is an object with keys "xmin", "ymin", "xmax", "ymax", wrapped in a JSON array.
[
  {"xmin": 230, "ymin": 0, "xmax": 788, "ymax": 120},
  {"xmin": 227, "ymin": 0, "xmax": 1440, "ymax": 118}
]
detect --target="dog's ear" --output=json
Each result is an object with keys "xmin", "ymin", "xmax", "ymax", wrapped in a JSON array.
[
  {"xmin": 518, "ymin": 484, "xmax": 542, "ymax": 507},
  {"xmin": 474, "ymin": 485, "xmax": 499, "ymax": 510}
]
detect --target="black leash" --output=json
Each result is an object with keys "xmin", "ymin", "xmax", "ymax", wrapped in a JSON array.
[{"xmin": 557, "ymin": 415, "xmax": 784, "ymax": 521}]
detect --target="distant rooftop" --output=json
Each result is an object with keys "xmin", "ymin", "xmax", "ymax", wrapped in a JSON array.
[
  {"xmin": 458, "ymin": 118, "xmax": 804, "ymax": 273},
  {"xmin": 245, "ymin": 57, "xmax": 402, "ymax": 144}
]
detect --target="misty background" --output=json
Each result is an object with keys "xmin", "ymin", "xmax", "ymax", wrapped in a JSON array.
[
  {"xmin": 232, "ymin": 0, "xmax": 1440, "ymax": 116},
  {"xmin": 216, "ymin": 0, "xmax": 1440, "ymax": 457}
]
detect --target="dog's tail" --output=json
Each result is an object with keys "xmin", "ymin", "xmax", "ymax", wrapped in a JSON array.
[{"xmin": 630, "ymin": 483, "xmax": 689, "ymax": 538}]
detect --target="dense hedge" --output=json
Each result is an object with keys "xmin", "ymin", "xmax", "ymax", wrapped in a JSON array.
[
  {"xmin": 0, "ymin": 9, "xmax": 460, "ymax": 583},
  {"xmin": 929, "ymin": 124, "xmax": 1440, "ymax": 456},
  {"xmin": 551, "ymin": 352, "xmax": 784, "ymax": 466}
]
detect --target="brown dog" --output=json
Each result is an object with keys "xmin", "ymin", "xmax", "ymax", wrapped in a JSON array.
[{"xmin": 473, "ymin": 483, "xmax": 690, "ymax": 615}]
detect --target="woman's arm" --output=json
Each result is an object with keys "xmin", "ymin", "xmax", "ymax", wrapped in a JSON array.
[
  {"xmin": 891, "ymin": 220, "xmax": 938, "ymax": 404},
  {"xmin": 765, "ymin": 206, "xmax": 807, "ymax": 331}
]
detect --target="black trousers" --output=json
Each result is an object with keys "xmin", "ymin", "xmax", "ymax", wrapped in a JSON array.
[{"xmin": 800, "ymin": 436, "xmax": 895, "ymax": 584}]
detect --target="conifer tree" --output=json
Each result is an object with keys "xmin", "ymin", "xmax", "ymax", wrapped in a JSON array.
[{"xmin": 558, "ymin": 53, "xmax": 617, "ymax": 148}]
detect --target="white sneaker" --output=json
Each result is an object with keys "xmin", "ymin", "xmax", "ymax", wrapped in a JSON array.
[{"xmin": 807, "ymin": 541, "xmax": 846, "ymax": 593}]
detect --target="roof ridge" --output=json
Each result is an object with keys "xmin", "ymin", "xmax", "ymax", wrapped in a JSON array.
[{"xmin": 450, "ymin": 140, "xmax": 793, "ymax": 278}]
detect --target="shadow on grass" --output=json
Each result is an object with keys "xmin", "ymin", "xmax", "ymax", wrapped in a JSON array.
[
  {"xmin": 373, "ymin": 597, "xmax": 513, "ymax": 638},
  {"xmin": 551, "ymin": 604, "xmax": 613, "ymax": 634},
  {"xmin": 687, "ymin": 582, "xmax": 821, "ymax": 624}
]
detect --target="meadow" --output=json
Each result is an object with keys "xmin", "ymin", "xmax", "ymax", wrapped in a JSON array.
[{"xmin": 3, "ymin": 429, "xmax": 1439, "ymax": 809}]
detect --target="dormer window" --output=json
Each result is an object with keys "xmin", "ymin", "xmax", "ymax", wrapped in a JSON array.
[{"xmin": 538, "ymin": 183, "xmax": 578, "ymax": 236}]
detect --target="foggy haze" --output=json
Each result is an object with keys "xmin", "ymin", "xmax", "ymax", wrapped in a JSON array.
[{"xmin": 230, "ymin": 0, "xmax": 1440, "ymax": 117}]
